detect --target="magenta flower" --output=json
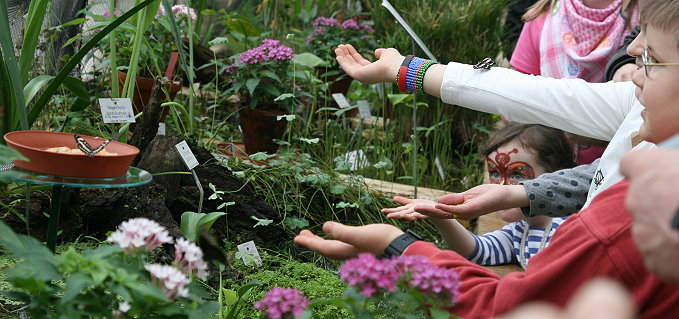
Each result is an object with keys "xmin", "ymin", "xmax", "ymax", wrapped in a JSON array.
[
  {"xmin": 339, "ymin": 253, "xmax": 400, "ymax": 297},
  {"xmin": 102, "ymin": 10, "xmax": 121, "ymax": 19},
  {"xmin": 238, "ymin": 39, "xmax": 294, "ymax": 64},
  {"xmin": 312, "ymin": 17, "xmax": 340, "ymax": 27},
  {"xmin": 173, "ymin": 238, "xmax": 209, "ymax": 280},
  {"xmin": 340, "ymin": 19, "xmax": 361, "ymax": 30},
  {"xmin": 145, "ymin": 264, "xmax": 191, "ymax": 300},
  {"xmin": 254, "ymin": 287, "xmax": 309, "ymax": 319},
  {"xmin": 171, "ymin": 4, "xmax": 197, "ymax": 21},
  {"xmin": 107, "ymin": 218, "xmax": 173, "ymax": 253},
  {"xmin": 394, "ymin": 255, "xmax": 460, "ymax": 306}
]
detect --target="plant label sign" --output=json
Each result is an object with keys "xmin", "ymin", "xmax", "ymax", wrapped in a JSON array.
[
  {"xmin": 332, "ymin": 93, "xmax": 351, "ymax": 109},
  {"xmin": 237, "ymin": 240, "xmax": 263, "ymax": 266},
  {"xmin": 175, "ymin": 141, "xmax": 199, "ymax": 170},
  {"xmin": 357, "ymin": 100, "xmax": 372, "ymax": 119},
  {"xmin": 99, "ymin": 98, "xmax": 135, "ymax": 124},
  {"xmin": 157, "ymin": 122, "xmax": 166, "ymax": 135}
]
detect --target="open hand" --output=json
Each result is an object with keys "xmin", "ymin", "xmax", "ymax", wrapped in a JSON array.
[
  {"xmin": 335, "ymin": 44, "xmax": 403, "ymax": 84},
  {"xmin": 413, "ymin": 184, "xmax": 527, "ymax": 220},
  {"xmin": 294, "ymin": 222, "xmax": 404, "ymax": 260}
]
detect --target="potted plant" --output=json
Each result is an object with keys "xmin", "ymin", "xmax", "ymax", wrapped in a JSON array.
[
  {"xmin": 223, "ymin": 39, "xmax": 297, "ymax": 154},
  {"xmin": 91, "ymin": 4, "xmax": 196, "ymax": 121},
  {"xmin": 305, "ymin": 16, "xmax": 376, "ymax": 110}
]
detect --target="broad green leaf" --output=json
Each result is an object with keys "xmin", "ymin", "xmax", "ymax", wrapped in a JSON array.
[
  {"xmin": 180, "ymin": 211, "xmax": 226, "ymax": 242},
  {"xmin": 23, "ymin": 75, "xmax": 53, "ymax": 104},
  {"xmin": 329, "ymin": 184, "xmax": 347, "ymax": 194},
  {"xmin": 208, "ymin": 37, "xmax": 229, "ymax": 45},
  {"xmin": 245, "ymin": 78, "xmax": 260, "ymax": 95},
  {"xmin": 335, "ymin": 202, "xmax": 359, "ymax": 208},
  {"xmin": 282, "ymin": 217, "xmax": 308, "ymax": 230},
  {"xmin": 258, "ymin": 82, "xmax": 281, "ymax": 97},
  {"xmin": 260, "ymin": 70, "xmax": 282, "ymax": 83},
  {"xmin": 274, "ymin": 93, "xmax": 294, "ymax": 102},
  {"xmin": 223, "ymin": 289, "xmax": 238, "ymax": 306},
  {"xmin": 293, "ymin": 52, "xmax": 326, "ymax": 68},
  {"xmin": 387, "ymin": 93, "xmax": 412, "ymax": 107},
  {"xmin": 298, "ymin": 137, "xmax": 319, "ymax": 144},
  {"xmin": 62, "ymin": 273, "xmax": 91, "ymax": 302},
  {"xmin": 62, "ymin": 77, "xmax": 90, "ymax": 112}
]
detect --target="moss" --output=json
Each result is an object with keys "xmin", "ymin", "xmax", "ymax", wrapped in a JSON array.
[{"xmin": 237, "ymin": 260, "xmax": 349, "ymax": 318}]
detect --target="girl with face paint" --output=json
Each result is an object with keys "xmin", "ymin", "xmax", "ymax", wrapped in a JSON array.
[{"xmin": 383, "ymin": 123, "xmax": 575, "ymax": 268}]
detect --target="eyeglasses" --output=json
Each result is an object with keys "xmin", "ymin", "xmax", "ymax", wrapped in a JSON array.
[{"xmin": 642, "ymin": 48, "xmax": 679, "ymax": 76}]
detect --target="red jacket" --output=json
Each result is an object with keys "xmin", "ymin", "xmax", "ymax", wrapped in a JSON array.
[{"xmin": 404, "ymin": 181, "xmax": 679, "ymax": 318}]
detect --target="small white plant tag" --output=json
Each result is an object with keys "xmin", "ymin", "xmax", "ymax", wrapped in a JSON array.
[
  {"xmin": 157, "ymin": 122, "xmax": 166, "ymax": 135},
  {"xmin": 331, "ymin": 93, "xmax": 351, "ymax": 109},
  {"xmin": 237, "ymin": 240, "xmax": 262, "ymax": 266},
  {"xmin": 99, "ymin": 98, "xmax": 135, "ymax": 123},
  {"xmin": 175, "ymin": 141, "xmax": 199, "ymax": 170},
  {"xmin": 357, "ymin": 100, "xmax": 372, "ymax": 119},
  {"xmin": 344, "ymin": 149, "xmax": 369, "ymax": 171},
  {"xmin": 435, "ymin": 156, "xmax": 445, "ymax": 181}
]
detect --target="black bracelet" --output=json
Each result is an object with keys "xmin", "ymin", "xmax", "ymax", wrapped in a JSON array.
[
  {"xmin": 672, "ymin": 205, "xmax": 679, "ymax": 230},
  {"xmin": 382, "ymin": 229, "xmax": 423, "ymax": 259}
]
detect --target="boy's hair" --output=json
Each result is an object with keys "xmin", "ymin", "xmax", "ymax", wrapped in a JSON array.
[
  {"xmin": 523, "ymin": 0, "xmax": 637, "ymax": 22},
  {"xmin": 480, "ymin": 122, "xmax": 576, "ymax": 173},
  {"xmin": 640, "ymin": 0, "xmax": 679, "ymax": 48}
]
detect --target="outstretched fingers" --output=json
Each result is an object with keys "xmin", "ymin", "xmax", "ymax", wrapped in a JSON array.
[{"xmin": 294, "ymin": 229, "xmax": 358, "ymax": 260}]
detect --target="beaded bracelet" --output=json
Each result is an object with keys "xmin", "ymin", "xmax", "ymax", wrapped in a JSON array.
[
  {"xmin": 415, "ymin": 60, "xmax": 436, "ymax": 95},
  {"xmin": 397, "ymin": 55, "xmax": 414, "ymax": 93},
  {"xmin": 406, "ymin": 57, "xmax": 427, "ymax": 92}
]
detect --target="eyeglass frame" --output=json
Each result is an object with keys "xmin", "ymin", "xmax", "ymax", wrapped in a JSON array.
[{"xmin": 642, "ymin": 47, "xmax": 679, "ymax": 76}]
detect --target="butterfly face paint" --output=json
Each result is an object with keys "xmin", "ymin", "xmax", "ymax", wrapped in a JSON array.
[{"xmin": 487, "ymin": 147, "xmax": 536, "ymax": 185}]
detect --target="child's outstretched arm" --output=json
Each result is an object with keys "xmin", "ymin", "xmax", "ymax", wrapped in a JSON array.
[{"xmin": 382, "ymin": 196, "xmax": 477, "ymax": 257}]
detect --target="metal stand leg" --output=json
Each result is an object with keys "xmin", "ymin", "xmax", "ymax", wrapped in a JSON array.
[{"xmin": 47, "ymin": 185, "xmax": 63, "ymax": 252}]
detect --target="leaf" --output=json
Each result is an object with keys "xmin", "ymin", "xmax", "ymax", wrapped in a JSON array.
[
  {"xmin": 0, "ymin": 144, "xmax": 26, "ymax": 164},
  {"xmin": 62, "ymin": 273, "xmax": 91, "ymax": 302},
  {"xmin": 23, "ymin": 75, "xmax": 54, "ymax": 103},
  {"xmin": 282, "ymin": 217, "xmax": 309, "ymax": 230},
  {"xmin": 223, "ymin": 288, "xmax": 238, "ymax": 306},
  {"xmin": 430, "ymin": 308, "xmax": 453, "ymax": 319},
  {"xmin": 251, "ymin": 216, "xmax": 273, "ymax": 227},
  {"xmin": 249, "ymin": 152, "xmax": 273, "ymax": 161},
  {"xmin": 260, "ymin": 70, "xmax": 282, "ymax": 83},
  {"xmin": 277, "ymin": 114, "xmax": 296, "ymax": 122},
  {"xmin": 180, "ymin": 211, "xmax": 226, "ymax": 242},
  {"xmin": 225, "ymin": 18, "xmax": 259, "ymax": 37},
  {"xmin": 329, "ymin": 184, "xmax": 347, "ymax": 194},
  {"xmin": 208, "ymin": 37, "xmax": 229, "ymax": 45},
  {"xmin": 274, "ymin": 93, "xmax": 294, "ymax": 102},
  {"xmin": 0, "ymin": 290, "xmax": 30, "ymax": 303},
  {"xmin": 335, "ymin": 202, "xmax": 359, "ymax": 208},
  {"xmin": 258, "ymin": 82, "xmax": 280, "ymax": 97},
  {"xmin": 293, "ymin": 52, "xmax": 326, "ymax": 68},
  {"xmin": 245, "ymin": 78, "xmax": 260, "ymax": 95},
  {"xmin": 298, "ymin": 137, "xmax": 319, "ymax": 144},
  {"xmin": 387, "ymin": 93, "xmax": 412, "ymax": 107},
  {"xmin": 62, "ymin": 76, "xmax": 90, "ymax": 112}
]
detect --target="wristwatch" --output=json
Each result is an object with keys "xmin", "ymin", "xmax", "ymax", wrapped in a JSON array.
[{"xmin": 382, "ymin": 229, "xmax": 423, "ymax": 259}]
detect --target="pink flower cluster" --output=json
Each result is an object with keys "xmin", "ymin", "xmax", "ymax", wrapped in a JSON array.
[
  {"xmin": 156, "ymin": 4, "xmax": 197, "ymax": 21},
  {"xmin": 339, "ymin": 254, "xmax": 460, "ymax": 305},
  {"xmin": 395, "ymin": 255, "xmax": 460, "ymax": 306},
  {"xmin": 254, "ymin": 287, "xmax": 309, "ymax": 319},
  {"xmin": 306, "ymin": 17, "xmax": 375, "ymax": 44},
  {"xmin": 145, "ymin": 264, "xmax": 191, "ymax": 300},
  {"xmin": 102, "ymin": 10, "xmax": 121, "ymax": 19},
  {"xmin": 339, "ymin": 253, "xmax": 401, "ymax": 297},
  {"xmin": 239, "ymin": 39, "xmax": 295, "ymax": 65},
  {"xmin": 173, "ymin": 238, "xmax": 209, "ymax": 280},
  {"xmin": 107, "ymin": 218, "xmax": 173, "ymax": 253}
]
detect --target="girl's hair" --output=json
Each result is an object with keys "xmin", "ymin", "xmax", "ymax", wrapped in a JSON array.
[
  {"xmin": 480, "ymin": 122, "xmax": 576, "ymax": 172},
  {"xmin": 523, "ymin": 0, "xmax": 637, "ymax": 22}
]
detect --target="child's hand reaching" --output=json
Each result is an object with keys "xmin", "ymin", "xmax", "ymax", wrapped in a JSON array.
[
  {"xmin": 335, "ymin": 44, "xmax": 403, "ymax": 84},
  {"xmin": 381, "ymin": 196, "xmax": 449, "ymax": 220}
]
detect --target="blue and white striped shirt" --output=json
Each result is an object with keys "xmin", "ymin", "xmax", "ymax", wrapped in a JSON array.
[{"xmin": 466, "ymin": 217, "xmax": 566, "ymax": 269}]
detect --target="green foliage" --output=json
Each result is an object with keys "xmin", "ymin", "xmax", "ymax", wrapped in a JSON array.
[
  {"xmin": 240, "ymin": 261, "xmax": 350, "ymax": 319},
  {"xmin": 0, "ymin": 221, "xmax": 218, "ymax": 318},
  {"xmin": 180, "ymin": 211, "xmax": 227, "ymax": 242}
]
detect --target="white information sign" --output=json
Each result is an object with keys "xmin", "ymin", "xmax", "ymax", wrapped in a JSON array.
[
  {"xmin": 357, "ymin": 100, "xmax": 372, "ymax": 119},
  {"xmin": 237, "ymin": 240, "xmax": 263, "ymax": 266},
  {"xmin": 99, "ymin": 98, "xmax": 135, "ymax": 123},
  {"xmin": 175, "ymin": 141, "xmax": 199, "ymax": 170},
  {"xmin": 157, "ymin": 122, "xmax": 166, "ymax": 135},
  {"xmin": 331, "ymin": 93, "xmax": 351, "ymax": 109}
]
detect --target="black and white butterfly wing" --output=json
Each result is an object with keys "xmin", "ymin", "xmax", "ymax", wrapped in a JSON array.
[{"xmin": 73, "ymin": 134, "xmax": 111, "ymax": 157}]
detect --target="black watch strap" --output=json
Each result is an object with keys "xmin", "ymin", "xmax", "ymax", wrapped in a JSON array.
[{"xmin": 382, "ymin": 229, "xmax": 423, "ymax": 259}]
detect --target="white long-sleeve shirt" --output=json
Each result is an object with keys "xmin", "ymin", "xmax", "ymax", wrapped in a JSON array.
[{"xmin": 440, "ymin": 63, "xmax": 655, "ymax": 207}]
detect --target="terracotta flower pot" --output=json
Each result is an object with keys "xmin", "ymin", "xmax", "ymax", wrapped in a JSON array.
[
  {"xmin": 117, "ymin": 71, "xmax": 182, "ymax": 123},
  {"xmin": 239, "ymin": 107, "xmax": 288, "ymax": 155}
]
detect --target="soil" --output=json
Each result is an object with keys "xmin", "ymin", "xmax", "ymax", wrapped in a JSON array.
[{"xmin": 0, "ymin": 136, "xmax": 292, "ymax": 254}]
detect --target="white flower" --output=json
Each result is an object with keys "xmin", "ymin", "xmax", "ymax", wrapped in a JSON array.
[
  {"xmin": 145, "ymin": 264, "xmax": 191, "ymax": 299},
  {"xmin": 108, "ymin": 218, "xmax": 173, "ymax": 253},
  {"xmin": 118, "ymin": 301, "xmax": 131, "ymax": 313},
  {"xmin": 173, "ymin": 238, "xmax": 209, "ymax": 280}
]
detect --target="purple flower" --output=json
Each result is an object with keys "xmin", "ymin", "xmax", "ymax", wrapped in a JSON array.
[
  {"xmin": 173, "ymin": 238, "xmax": 209, "ymax": 280},
  {"xmin": 254, "ymin": 287, "xmax": 309, "ymax": 319},
  {"xmin": 305, "ymin": 27, "xmax": 327, "ymax": 43},
  {"xmin": 339, "ymin": 253, "xmax": 400, "ymax": 297},
  {"xmin": 394, "ymin": 255, "xmax": 460, "ymax": 306},
  {"xmin": 171, "ymin": 4, "xmax": 197, "ymax": 21},
  {"xmin": 107, "ymin": 218, "xmax": 173, "ymax": 253},
  {"xmin": 340, "ymin": 19, "xmax": 361, "ymax": 30},
  {"xmin": 312, "ymin": 17, "xmax": 340, "ymax": 27},
  {"xmin": 238, "ymin": 39, "xmax": 294, "ymax": 64},
  {"xmin": 145, "ymin": 264, "xmax": 191, "ymax": 300},
  {"xmin": 362, "ymin": 25, "xmax": 375, "ymax": 33}
]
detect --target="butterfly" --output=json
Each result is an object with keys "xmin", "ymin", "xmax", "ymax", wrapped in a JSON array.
[
  {"xmin": 73, "ymin": 134, "xmax": 111, "ymax": 157},
  {"xmin": 198, "ymin": 227, "xmax": 229, "ymax": 266}
]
